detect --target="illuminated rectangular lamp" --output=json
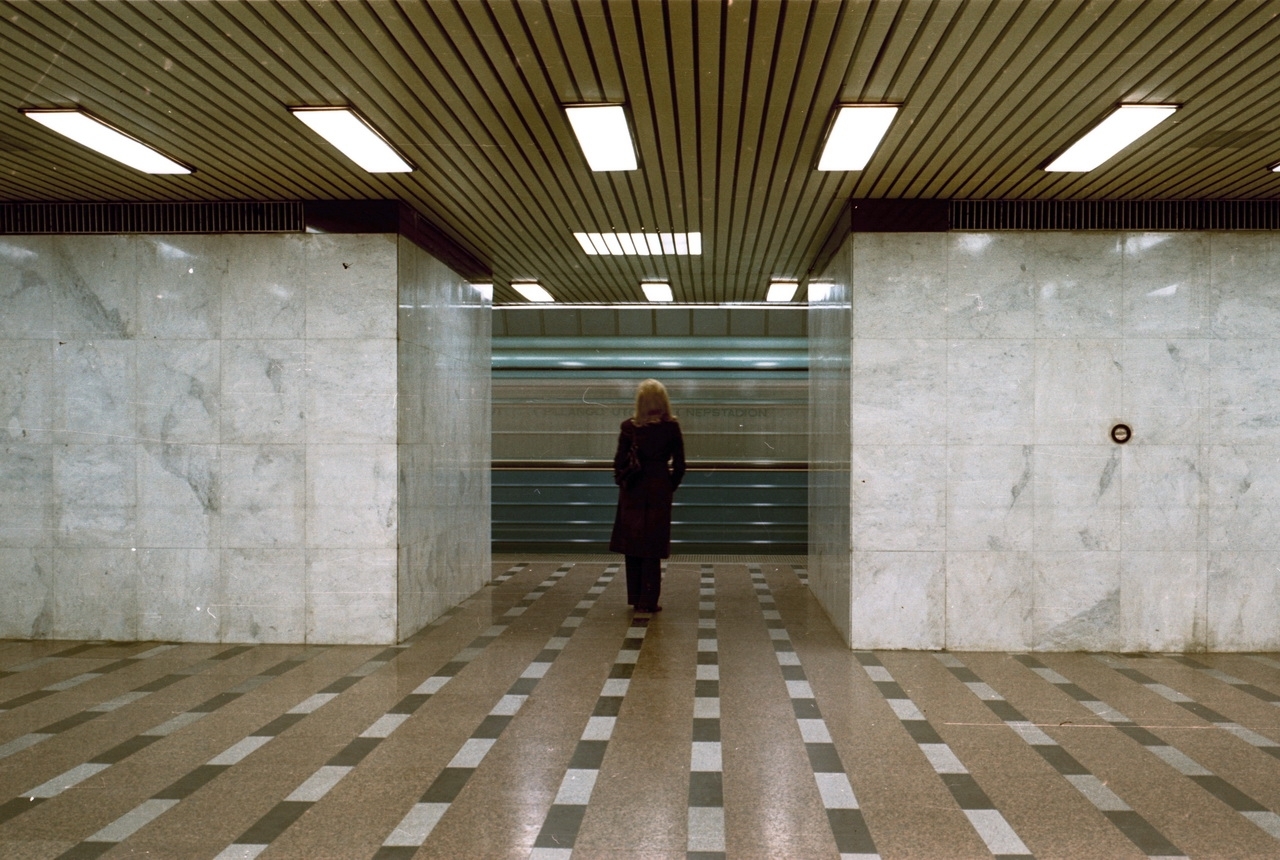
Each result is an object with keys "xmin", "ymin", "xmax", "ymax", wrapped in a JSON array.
[
  {"xmin": 817, "ymin": 105, "xmax": 898, "ymax": 171},
  {"xmin": 291, "ymin": 107, "xmax": 412, "ymax": 173},
  {"xmin": 641, "ymin": 281, "xmax": 673, "ymax": 302},
  {"xmin": 23, "ymin": 109, "xmax": 191, "ymax": 174},
  {"xmin": 512, "ymin": 282, "xmax": 554, "ymax": 303},
  {"xmin": 766, "ymin": 280, "xmax": 800, "ymax": 302},
  {"xmin": 564, "ymin": 104, "xmax": 637, "ymax": 171},
  {"xmin": 573, "ymin": 231, "xmax": 701, "ymax": 255},
  {"xmin": 1045, "ymin": 105, "xmax": 1178, "ymax": 172}
]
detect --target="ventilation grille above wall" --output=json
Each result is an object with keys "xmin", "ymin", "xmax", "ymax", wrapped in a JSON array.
[
  {"xmin": 0, "ymin": 201, "xmax": 305, "ymax": 234},
  {"xmin": 952, "ymin": 199, "xmax": 1280, "ymax": 231}
]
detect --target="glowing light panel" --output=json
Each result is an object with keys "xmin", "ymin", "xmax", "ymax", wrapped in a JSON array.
[
  {"xmin": 817, "ymin": 105, "xmax": 898, "ymax": 171},
  {"xmin": 291, "ymin": 108, "xmax": 412, "ymax": 173},
  {"xmin": 565, "ymin": 105, "xmax": 637, "ymax": 171},
  {"xmin": 1045, "ymin": 105, "xmax": 1177, "ymax": 172},
  {"xmin": 24, "ymin": 110, "xmax": 190, "ymax": 174}
]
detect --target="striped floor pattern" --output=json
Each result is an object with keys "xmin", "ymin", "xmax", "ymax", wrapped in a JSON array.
[{"xmin": 2, "ymin": 558, "xmax": 1280, "ymax": 858}]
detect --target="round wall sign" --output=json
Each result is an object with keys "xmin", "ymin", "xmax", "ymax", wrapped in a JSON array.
[{"xmin": 1111, "ymin": 423, "xmax": 1132, "ymax": 444}]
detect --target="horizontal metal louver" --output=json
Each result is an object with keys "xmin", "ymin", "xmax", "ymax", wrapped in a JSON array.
[
  {"xmin": 951, "ymin": 200, "xmax": 1280, "ymax": 231},
  {"xmin": 0, "ymin": 202, "xmax": 304, "ymax": 234}
]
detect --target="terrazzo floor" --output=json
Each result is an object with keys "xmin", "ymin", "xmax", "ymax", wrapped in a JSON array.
[{"xmin": 2, "ymin": 557, "xmax": 1280, "ymax": 859}]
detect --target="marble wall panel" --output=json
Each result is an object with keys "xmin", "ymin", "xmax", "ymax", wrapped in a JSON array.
[
  {"xmin": 54, "ymin": 340, "xmax": 137, "ymax": 444},
  {"xmin": 219, "ymin": 548, "xmax": 307, "ymax": 643},
  {"xmin": 1208, "ymin": 233, "xmax": 1280, "ymax": 338},
  {"xmin": 306, "ymin": 339, "xmax": 397, "ymax": 444},
  {"xmin": 1033, "ymin": 552, "xmax": 1122, "ymax": 651},
  {"xmin": 1122, "ymin": 339, "xmax": 1209, "ymax": 445},
  {"xmin": 945, "ymin": 552, "xmax": 1033, "ymax": 650},
  {"xmin": 1034, "ymin": 446, "xmax": 1122, "ymax": 552},
  {"xmin": 54, "ymin": 445, "xmax": 137, "ymax": 547},
  {"xmin": 52, "ymin": 548, "xmax": 139, "ymax": 640},
  {"xmin": 307, "ymin": 444, "xmax": 397, "ymax": 549},
  {"xmin": 1035, "ymin": 339, "xmax": 1123, "ymax": 445},
  {"xmin": 850, "ymin": 551, "xmax": 944, "ymax": 650},
  {"xmin": 851, "ymin": 445, "xmax": 946, "ymax": 551},
  {"xmin": 947, "ymin": 233, "xmax": 1036, "ymax": 338},
  {"xmin": 851, "ymin": 339, "xmax": 946, "ymax": 445},
  {"xmin": 1206, "ymin": 446, "xmax": 1280, "ymax": 551},
  {"xmin": 1033, "ymin": 232, "xmax": 1124, "ymax": 337},
  {"xmin": 1208, "ymin": 340, "xmax": 1280, "ymax": 444},
  {"xmin": 220, "ymin": 444, "xmax": 305, "ymax": 549},
  {"xmin": 1206, "ymin": 552, "xmax": 1280, "ymax": 651},
  {"xmin": 221, "ymin": 234, "xmax": 306, "ymax": 339},
  {"xmin": 1119, "ymin": 446, "xmax": 1204, "ymax": 552},
  {"xmin": 307, "ymin": 549, "xmax": 397, "ymax": 644},
  {"xmin": 1120, "ymin": 552, "xmax": 1205, "ymax": 652},
  {"xmin": 947, "ymin": 340, "xmax": 1034, "ymax": 444},
  {"xmin": 0, "ymin": 444, "xmax": 52, "ymax": 548},
  {"xmin": 220, "ymin": 340, "xmax": 307, "ymax": 444},
  {"xmin": 306, "ymin": 234, "xmax": 397, "ymax": 339},
  {"xmin": 0, "ymin": 548, "xmax": 54, "ymax": 639},
  {"xmin": 851, "ymin": 232, "xmax": 947, "ymax": 339},
  {"xmin": 137, "ymin": 341, "xmax": 221, "ymax": 443},
  {"xmin": 1, "ymin": 340, "xmax": 53, "ymax": 442},
  {"xmin": 136, "ymin": 236, "xmax": 223, "ymax": 339},
  {"xmin": 0, "ymin": 238, "xmax": 53, "ymax": 338},
  {"xmin": 1122, "ymin": 233, "xmax": 1209, "ymax": 336},
  {"xmin": 44, "ymin": 236, "xmax": 137, "ymax": 340},
  {"xmin": 138, "ymin": 548, "xmax": 221, "ymax": 642},
  {"xmin": 137, "ymin": 443, "xmax": 221, "ymax": 549},
  {"xmin": 946, "ymin": 446, "xmax": 1033, "ymax": 552}
]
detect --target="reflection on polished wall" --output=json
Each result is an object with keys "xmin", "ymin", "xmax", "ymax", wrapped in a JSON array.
[
  {"xmin": 0, "ymin": 232, "xmax": 489, "ymax": 644},
  {"xmin": 397, "ymin": 237, "xmax": 491, "ymax": 638},
  {"xmin": 811, "ymin": 230, "xmax": 1280, "ymax": 651},
  {"xmin": 808, "ymin": 268, "xmax": 853, "ymax": 645}
]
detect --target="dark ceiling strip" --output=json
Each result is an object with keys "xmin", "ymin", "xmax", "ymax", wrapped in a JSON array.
[
  {"xmin": 0, "ymin": 201, "xmax": 303, "ymax": 234},
  {"xmin": 951, "ymin": 199, "xmax": 1280, "ymax": 231}
]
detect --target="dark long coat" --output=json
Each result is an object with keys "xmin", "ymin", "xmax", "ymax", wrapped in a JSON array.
[{"xmin": 609, "ymin": 417, "xmax": 686, "ymax": 558}]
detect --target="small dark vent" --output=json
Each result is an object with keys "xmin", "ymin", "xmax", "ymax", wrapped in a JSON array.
[
  {"xmin": 0, "ymin": 202, "xmax": 304, "ymax": 234},
  {"xmin": 952, "ymin": 200, "xmax": 1280, "ymax": 231}
]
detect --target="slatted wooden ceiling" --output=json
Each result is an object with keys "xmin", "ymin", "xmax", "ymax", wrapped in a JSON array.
[{"xmin": 2, "ymin": 0, "xmax": 1279, "ymax": 304}]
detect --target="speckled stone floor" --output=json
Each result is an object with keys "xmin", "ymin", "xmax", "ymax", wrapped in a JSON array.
[{"xmin": 2, "ymin": 558, "xmax": 1280, "ymax": 859}]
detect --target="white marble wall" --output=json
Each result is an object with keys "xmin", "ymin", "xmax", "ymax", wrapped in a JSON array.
[
  {"xmin": 396, "ymin": 238, "xmax": 491, "ymax": 638},
  {"xmin": 0, "ymin": 232, "xmax": 489, "ymax": 644},
  {"xmin": 811, "ymin": 230, "xmax": 1280, "ymax": 651}
]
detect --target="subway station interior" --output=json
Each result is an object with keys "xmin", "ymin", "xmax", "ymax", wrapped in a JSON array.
[{"xmin": 5, "ymin": 1, "xmax": 1280, "ymax": 857}]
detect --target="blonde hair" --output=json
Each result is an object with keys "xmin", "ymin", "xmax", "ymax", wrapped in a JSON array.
[{"xmin": 632, "ymin": 378, "xmax": 676, "ymax": 424}]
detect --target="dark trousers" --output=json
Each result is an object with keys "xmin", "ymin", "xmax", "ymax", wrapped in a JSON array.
[{"xmin": 624, "ymin": 555, "xmax": 662, "ymax": 609}]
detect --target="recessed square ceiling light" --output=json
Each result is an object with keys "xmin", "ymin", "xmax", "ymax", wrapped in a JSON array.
[
  {"xmin": 1045, "ymin": 104, "xmax": 1178, "ymax": 172},
  {"xmin": 291, "ymin": 108, "xmax": 412, "ymax": 173},
  {"xmin": 817, "ymin": 105, "xmax": 898, "ymax": 171},
  {"xmin": 573, "ymin": 231, "xmax": 701, "ymax": 255},
  {"xmin": 512, "ymin": 282, "xmax": 554, "ymax": 303},
  {"xmin": 766, "ymin": 281, "xmax": 800, "ymax": 302},
  {"xmin": 23, "ymin": 109, "xmax": 191, "ymax": 174},
  {"xmin": 565, "ymin": 105, "xmax": 637, "ymax": 171},
  {"xmin": 641, "ymin": 282, "xmax": 673, "ymax": 302}
]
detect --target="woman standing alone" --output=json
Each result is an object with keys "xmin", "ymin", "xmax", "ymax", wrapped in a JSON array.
[{"xmin": 610, "ymin": 379, "xmax": 686, "ymax": 613}]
